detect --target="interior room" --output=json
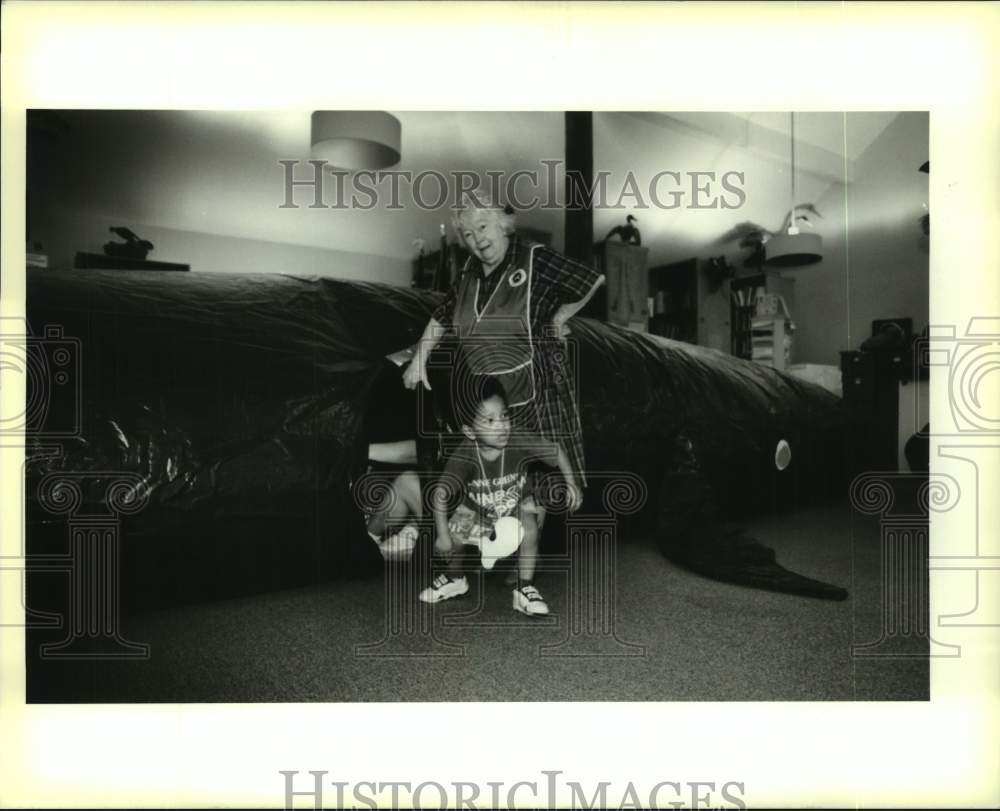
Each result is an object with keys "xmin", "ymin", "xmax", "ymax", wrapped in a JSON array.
[{"xmin": 23, "ymin": 109, "xmax": 931, "ymax": 702}]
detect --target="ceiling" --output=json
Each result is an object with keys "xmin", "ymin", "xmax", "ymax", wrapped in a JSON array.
[{"xmin": 34, "ymin": 109, "xmax": 902, "ymax": 265}]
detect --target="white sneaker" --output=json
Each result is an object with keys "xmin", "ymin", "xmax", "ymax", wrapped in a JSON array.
[
  {"xmin": 418, "ymin": 574, "xmax": 469, "ymax": 604},
  {"xmin": 512, "ymin": 584, "xmax": 549, "ymax": 616},
  {"xmin": 379, "ymin": 524, "xmax": 418, "ymax": 561}
]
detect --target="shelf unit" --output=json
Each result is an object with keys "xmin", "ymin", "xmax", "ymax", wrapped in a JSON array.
[
  {"xmin": 74, "ymin": 252, "xmax": 190, "ymax": 272},
  {"xmin": 750, "ymin": 316, "xmax": 793, "ymax": 370},
  {"xmin": 588, "ymin": 240, "xmax": 649, "ymax": 332},
  {"xmin": 730, "ymin": 272, "xmax": 796, "ymax": 361},
  {"xmin": 646, "ymin": 258, "xmax": 731, "ymax": 351}
]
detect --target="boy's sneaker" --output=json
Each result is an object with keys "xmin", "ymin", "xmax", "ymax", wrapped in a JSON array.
[
  {"xmin": 418, "ymin": 574, "xmax": 469, "ymax": 604},
  {"xmin": 512, "ymin": 584, "xmax": 549, "ymax": 616}
]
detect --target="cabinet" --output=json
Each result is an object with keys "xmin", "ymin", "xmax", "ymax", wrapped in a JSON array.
[
  {"xmin": 841, "ymin": 350, "xmax": 900, "ymax": 476},
  {"xmin": 590, "ymin": 240, "xmax": 649, "ymax": 331},
  {"xmin": 647, "ymin": 258, "xmax": 731, "ymax": 352}
]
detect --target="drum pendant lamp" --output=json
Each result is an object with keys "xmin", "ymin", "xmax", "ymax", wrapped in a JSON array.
[
  {"xmin": 766, "ymin": 112, "xmax": 823, "ymax": 268},
  {"xmin": 310, "ymin": 111, "xmax": 401, "ymax": 171}
]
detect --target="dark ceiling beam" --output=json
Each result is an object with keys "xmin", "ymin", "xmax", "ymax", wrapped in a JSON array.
[{"xmin": 564, "ymin": 111, "xmax": 594, "ymax": 266}]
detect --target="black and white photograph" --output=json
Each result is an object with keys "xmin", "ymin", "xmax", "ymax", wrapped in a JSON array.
[
  {"xmin": 23, "ymin": 107, "xmax": 932, "ymax": 705},
  {"xmin": 2, "ymin": 3, "xmax": 998, "ymax": 809}
]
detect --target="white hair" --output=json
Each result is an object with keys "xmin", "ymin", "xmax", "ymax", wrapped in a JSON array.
[{"xmin": 452, "ymin": 191, "xmax": 516, "ymax": 249}]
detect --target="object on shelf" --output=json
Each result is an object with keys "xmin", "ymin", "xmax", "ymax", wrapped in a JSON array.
[
  {"xmin": 749, "ymin": 316, "xmax": 794, "ymax": 370},
  {"xmin": 919, "ymin": 160, "xmax": 930, "ymax": 236},
  {"xmin": 754, "ymin": 292, "xmax": 792, "ymax": 320},
  {"xmin": 412, "ymin": 235, "xmax": 468, "ymax": 291},
  {"xmin": 103, "ymin": 226, "xmax": 154, "ymax": 261},
  {"xmin": 605, "ymin": 214, "xmax": 642, "ymax": 246},
  {"xmin": 433, "ymin": 223, "xmax": 451, "ymax": 292},
  {"xmin": 411, "ymin": 238, "xmax": 425, "ymax": 288},
  {"xmin": 26, "ymin": 241, "xmax": 48, "ymax": 268},
  {"xmin": 861, "ymin": 317, "xmax": 911, "ymax": 353}
]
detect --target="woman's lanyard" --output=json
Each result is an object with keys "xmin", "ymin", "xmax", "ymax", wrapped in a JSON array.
[{"xmin": 472, "ymin": 266, "xmax": 510, "ymax": 322}]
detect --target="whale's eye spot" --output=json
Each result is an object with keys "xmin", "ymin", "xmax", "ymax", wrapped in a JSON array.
[{"xmin": 775, "ymin": 439, "xmax": 792, "ymax": 471}]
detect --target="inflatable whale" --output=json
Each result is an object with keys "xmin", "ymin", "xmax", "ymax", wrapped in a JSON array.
[{"xmin": 25, "ymin": 269, "xmax": 848, "ymax": 612}]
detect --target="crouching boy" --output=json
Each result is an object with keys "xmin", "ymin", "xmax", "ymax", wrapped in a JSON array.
[{"xmin": 418, "ymin": 376, "xmax": 582, "ymax": 615}]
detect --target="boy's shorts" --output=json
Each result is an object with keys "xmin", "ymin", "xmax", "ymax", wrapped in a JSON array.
[
  {"xmin": 447, "ymin": 501, "xmax": 543, "ymax": 548},
  {"xmin": 447, "ymin": 504, "xmax": 492, "ymax": 548}
]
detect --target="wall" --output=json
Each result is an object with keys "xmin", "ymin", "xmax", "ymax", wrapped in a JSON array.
[
  {"xmin": 32, "ymin": 208, "xmax": 409, "ymax": 283},
  {"xmin": 794, "ymin": 112, "xmax": 929, "ymax": 364},
  {"xmin": 593, "ymin": 111, "xmax": 928, "ymax": 365},
  {"xmin": 27, "ymin": 110, "xmax": 418, "ymax": 282},
  {"xmin": 593, "ymin": 112, "xmax": 846, "ymax": 269},
  {"xmin": 28, "ymin": 110, "xmax": 927, "ymax": 352},
  {"xmin": 26, "ymin": 110, "xmax": 565, "ymax": 284}
]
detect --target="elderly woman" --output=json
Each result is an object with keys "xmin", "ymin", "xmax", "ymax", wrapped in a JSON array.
[{"xmin": 403, "ymin": 194, "xmax": 605, "ymax": 489}]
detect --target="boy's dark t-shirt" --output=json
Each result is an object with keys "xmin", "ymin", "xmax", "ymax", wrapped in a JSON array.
[{"xmin": 442, "ymin": 433, "xmax": 557, "ymax": 526}]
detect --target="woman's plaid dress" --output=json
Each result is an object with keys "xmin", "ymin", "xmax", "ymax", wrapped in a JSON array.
[{"xmin": 432, "ymin": 234, "xmax": 603, "ymax": 486}]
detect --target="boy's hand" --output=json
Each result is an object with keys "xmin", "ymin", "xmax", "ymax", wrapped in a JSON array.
[
  {"xmin": 434, "ymin": 531, "xmax": 455, "ymax": 558},
  {"xmin": 564, "ymin": 481, "xmax": 583, "ymax": 513}
]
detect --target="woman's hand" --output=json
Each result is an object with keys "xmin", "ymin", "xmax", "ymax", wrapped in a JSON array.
[{"xmin": 402, "ymin": 355, "xmax": 431, "ymax": 390}]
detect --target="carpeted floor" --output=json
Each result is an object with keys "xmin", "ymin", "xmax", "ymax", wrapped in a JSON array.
[{"xmin": 26, "ymin": 501, "xmax": 929, "ymax": 702}]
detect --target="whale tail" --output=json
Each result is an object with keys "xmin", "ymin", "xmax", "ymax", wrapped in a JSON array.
[
  {"xmin": 656, "ymin": 434, "xmax": 849, "ymax": 601},
  {"xmin": 662, "ymin": 525, "xmax": 848, "ymax": 601}
]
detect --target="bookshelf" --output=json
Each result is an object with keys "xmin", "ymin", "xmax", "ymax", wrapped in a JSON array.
[
  {"xmin": 730, "ymin": 273, "xmax": 796, "ymax": 365},
  {"xmin": 750, "ymin": 316, "xmax": 793, "ymax": 370},
  {"xmin": 647, "ymin": 258, "xmax": 731, "ymax": 351}
]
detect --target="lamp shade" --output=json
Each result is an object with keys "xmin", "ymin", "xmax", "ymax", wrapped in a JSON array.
[
  {"xmin": 310, "ymin": 111, "xmax": 401, "ymax": 171},
  {"xmin": 765, "ymin": 232, "xmax": 823, "ymax": 268}
]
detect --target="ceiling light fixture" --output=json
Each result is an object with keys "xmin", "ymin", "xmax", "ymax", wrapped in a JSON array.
[
  {"xmin": 765, "ymin": 111, "xmax": 823, "ymax": 268},
  {"xmin": 310, "ymin": 111, "xmax": 401, "ymax": 171}
]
